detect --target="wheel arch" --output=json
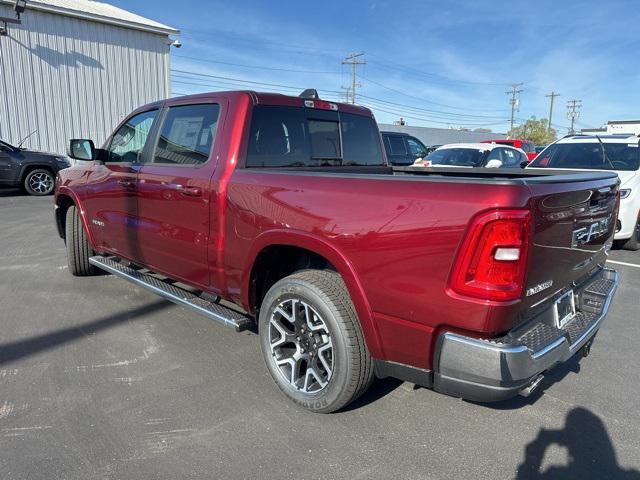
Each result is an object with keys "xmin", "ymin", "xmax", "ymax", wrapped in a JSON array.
[
  {"xmin": 242, "ymin": 230, "xmax": 384, "ymax": 358},
  {"xmin": 19, "ymin": 163, "xmax": 56, "ymax": 184},
  {"xmin": 54, "ymin": 188, "xmax": 97, "ymax": 248}
]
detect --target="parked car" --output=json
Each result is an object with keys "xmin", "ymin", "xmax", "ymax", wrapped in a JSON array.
[
  {"xmin": 414, "ymin": 143, "xmax": 528, "ymax": 168},
  {"xmin": 528, "ymin": 133, "xmax": 640, "ymax": 250},
  {"xmin": 0, "ymin": 139, "xmax": 71, "ymax": 195},
  {"xmin": 57, "ymin": 90, "xmax": 619, "ymax": 412},
  {"xmin": 483, "ymin": 139, "xmax": 537, "ymax": 161},
  {"xmin": 381, "ymin": 131, "xmax": 428, "ymax": 165}
]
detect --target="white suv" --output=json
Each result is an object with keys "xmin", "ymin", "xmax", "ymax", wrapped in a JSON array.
[{"xmin": 528, "ymin": 134, "xmax": 640, "ymax": 250}]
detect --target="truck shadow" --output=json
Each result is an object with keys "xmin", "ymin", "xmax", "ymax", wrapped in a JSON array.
[
  {"xmin": 0, "ymin": 300, "xmax": 169, "ymax": 366},
  {"xmin": 516, "ymin": 407, "xmax": 640, "ymax": 479}
]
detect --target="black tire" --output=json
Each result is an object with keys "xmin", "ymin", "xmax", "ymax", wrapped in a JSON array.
[
  {"xmin": 259, "ymin": 269, "xmax": 374, "ymax": 413},
  {"xmin": 65, "ymin": 205, "xmax": 97, "ymax": 276},
  {"xmin": 23, "ymin": 168, "xmax": 55, "ymax": 196},
  {"xmin": 619, "ymin": 218, "xmax": 640, "ymax": 251}
]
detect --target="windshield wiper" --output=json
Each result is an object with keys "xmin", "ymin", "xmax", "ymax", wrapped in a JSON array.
[{"xmin": 594, "ymin": 135, "xmax": 616, "ymax": 169}]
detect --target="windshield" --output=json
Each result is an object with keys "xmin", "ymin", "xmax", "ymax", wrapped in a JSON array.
[
  {"xmin": 0, "ymin": 140, "xmax": 15, "ymax": 150},
  {"xmin": 426, "ymin": 148, "xmax": 487, "ymax": 167},
  {"xmin": 530, "ymin": 142, "xmax": 640, "ymax": 171}
]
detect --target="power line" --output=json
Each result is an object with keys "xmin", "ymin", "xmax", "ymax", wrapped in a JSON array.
[
  {"xmin": 342, "ymin": 52, "xmax": 366, "ymax": 104},
  {"xmin": 566, "ymin": 99, "xmax": 582, "ymax": 134},
  {"xmin": 170, "ymin": 69, "xmax": 343, "ymax": 94},
  {"xmin": 359, "ymin": 74, "xmax": 508, "ymax": 113},
  {"xmin": 545, "ymin": 91, "xmax": 560, "ymax": 134},
  {"xmin": 360, "ymin": 94, "xmax": 506, "ymax": 121},
  {"xmin": 171, "ymin": 69, "xmax": 509, "ymax": 121},
  {"xmin": 173, "ymin": 54, "xmax": 340, "ymax": 74},
  {"xmin": 366, "ymin": 53, "xmax": 512, "ymax": 88},
  {"xmin": 362, "ymin": 103, "xmax": 509, "ymax": 128},
  {"xmin": 506, "ymin": 83, "xmax": 524, "ymax": 132}
]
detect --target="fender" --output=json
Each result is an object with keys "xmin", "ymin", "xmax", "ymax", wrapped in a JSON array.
[
  {"xmin": 241, "ymin": 229, "xmax": 385, "ymax": 359},
  {"xmin": 55, "ymin": 186, "xmax": 98, "ymax": 249}
]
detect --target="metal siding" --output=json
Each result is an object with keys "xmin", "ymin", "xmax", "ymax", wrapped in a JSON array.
[{"xmin": 0, "ymin": 4, "xmax": 171, "ymax": 154}]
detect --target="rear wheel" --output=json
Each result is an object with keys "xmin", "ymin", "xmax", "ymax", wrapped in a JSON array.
[
  {"xmin": 619, "ymin": 217, "xmax": 640, "ymax": 251},
  {"xmin": 259, "ymin": 270, "xmax": 373, "ymax": 413},
  {"xmin": 24, "ymin": 169, "xmax": 55, "ymax": 196},
  {"xmin": 65, "ymin": 205, "xmax": 97, "ymax": 276}
]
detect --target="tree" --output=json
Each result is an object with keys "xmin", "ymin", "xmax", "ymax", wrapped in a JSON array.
[
  {"xmin": 473, "ymin": 128, "xmax": 493, "ymax": 133},
  {"xmin": 508, "ymin": 116, "xmax": 557, "ymax": 145}
]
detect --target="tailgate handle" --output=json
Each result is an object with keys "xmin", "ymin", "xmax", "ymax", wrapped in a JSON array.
[{"xmin": 175, "ymin": 185, "xmax": 202, "ymax": 197}]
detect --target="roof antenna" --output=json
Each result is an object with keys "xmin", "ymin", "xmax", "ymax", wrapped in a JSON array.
[{"xmin": 299, "ymin": 89, "xmax": 319, "ymax": 99}]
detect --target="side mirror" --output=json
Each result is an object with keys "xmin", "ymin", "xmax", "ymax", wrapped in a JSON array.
[
  {"xmin": 520, "ymin": 159, "xmax": 529, "ymax": 169},
  {"xmin": 485, "ymin": 159, "xmax": 503, "ymax": 168},
  {"xmin": 68, "ymin": 139, "xmax": 96, "ymax": 161}
]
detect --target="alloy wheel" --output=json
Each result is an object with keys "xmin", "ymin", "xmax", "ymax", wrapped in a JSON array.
[
  {"xmin": 28, "ymin": 172, "xmax": 54, "ymax": 194},
  {"xmin": 268, "ymin": 298, "xmax": 334, "ymax": 394}
]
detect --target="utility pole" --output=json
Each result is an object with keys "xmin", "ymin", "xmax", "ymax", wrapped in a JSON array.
[
  {"xmin": 545, "ymin": 91, "xmax": 560, "ymax": 133},
  {"xmin": 342, "ymin": 52, "xmax": 366, "ymax": 104},
  {"xmin": 566, "ymin": 99, "xmax": 582, "ymax": 134},
  {"xmin": 505, "ymin": 83, "xmax": 524, "ymax": 133}
]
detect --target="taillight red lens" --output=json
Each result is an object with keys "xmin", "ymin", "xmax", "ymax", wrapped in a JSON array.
[{"xmin": 449, "ymin": 210, "xmax": 531, "ymax": 302}]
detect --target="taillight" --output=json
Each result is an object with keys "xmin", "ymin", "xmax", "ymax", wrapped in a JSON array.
[{"xmin": 449, "ymin": 209, "xmax": 531, "ymax": 302}]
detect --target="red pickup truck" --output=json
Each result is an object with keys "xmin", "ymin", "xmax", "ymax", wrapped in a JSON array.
[{"xmin": 56, "ymin": 90, "xmax": 620, "ymax": 412}]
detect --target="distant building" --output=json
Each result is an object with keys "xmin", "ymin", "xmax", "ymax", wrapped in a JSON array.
[
  {"xmin": 581, "ymin": 120, "xmax": 640, "ymax": 136},
  {"xmin": 378, "ymin": 123, "xmax": 507, "ymax": 146},
  {"xmin": 0, "ymin": 0, "xmax": 179, "ymax": 155}
]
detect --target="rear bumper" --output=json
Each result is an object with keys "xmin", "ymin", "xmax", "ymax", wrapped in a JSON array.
[{"xmin": 433, "ymin": 267, "xmax": 619, "ymax": 402}]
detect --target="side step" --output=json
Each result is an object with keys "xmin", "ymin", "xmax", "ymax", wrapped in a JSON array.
[{"xmin": 89, "ymin": 256, "xmax": 253, "ymax": 332}]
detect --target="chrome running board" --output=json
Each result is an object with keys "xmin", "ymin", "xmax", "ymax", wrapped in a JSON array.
[{"xmin": 89, "ymin": 256, "xmax": 252, "ymax": 332}]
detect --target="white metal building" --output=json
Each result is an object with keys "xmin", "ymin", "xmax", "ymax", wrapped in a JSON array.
[
  {"xmin": 378, "ymin": 123, "xmax": 507, "ymax": 147},
  {"xmin": 582, "ymin": 120, "xmax": 640, "ymax": 136},
  {"xmin": 0, "ymin": 0, "xmax": 178, "ymax": 155}
]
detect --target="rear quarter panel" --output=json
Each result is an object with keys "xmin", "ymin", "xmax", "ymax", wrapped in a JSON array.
[{"xmin": 224, "ymin": 170, "xmax": 533, "ymax": 369}]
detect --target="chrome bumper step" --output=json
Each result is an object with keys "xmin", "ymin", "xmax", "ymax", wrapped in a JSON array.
[{"xmin": 89, "ymin": 256, "xmax": 252, "ymax": 332}]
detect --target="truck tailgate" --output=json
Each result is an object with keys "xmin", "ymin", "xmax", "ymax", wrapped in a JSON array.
[{"xmin": 522, "ymin": 172, "xmax": 619, "ymax": 310}]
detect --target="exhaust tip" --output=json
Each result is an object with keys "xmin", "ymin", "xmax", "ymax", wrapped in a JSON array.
[{"xmin": 519, "ymin": 374, "xmax": 544, "ymax": 398}]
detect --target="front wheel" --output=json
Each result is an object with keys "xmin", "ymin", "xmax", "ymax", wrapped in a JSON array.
[
  {"xmin": 24, "ymin": 169, "xmax": 55, "ymax": 196},
  {"xmin": 65, "ymin": 205, "xmax": 97, "ymax": 276},
  {"xmin": 259, "ymin": 270, "xmax": 373, "ymax": 413}
]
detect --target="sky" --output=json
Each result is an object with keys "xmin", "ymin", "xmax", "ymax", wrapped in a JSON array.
[{"xmin": 112, "ymin": 0, "xmax": 640, "ymax": 134}]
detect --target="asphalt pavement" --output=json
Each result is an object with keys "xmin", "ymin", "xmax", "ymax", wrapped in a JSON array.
[{"xmin": 1, "ymin": 189, "xmax": 639, "ymax": 480}]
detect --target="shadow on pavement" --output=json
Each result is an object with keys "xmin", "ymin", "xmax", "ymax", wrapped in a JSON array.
[
  {"xmin": 340, "ymin": 377, "xmax": 403, "ymax": 412},
  {"xmin": 0, "ymin": 188, "xmax": 28, "ymax": 197},
  {"xmin": 516, "ymin": 407, "xmax": 640, "ymax": 479},
  {"xmin": 0, "ymin": 300, "xmax": 169, "ymax": 365}
]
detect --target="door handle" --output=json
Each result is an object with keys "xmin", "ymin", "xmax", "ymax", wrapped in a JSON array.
[
  {"xmin": 117, "ymin": 179, "xmax": 136, "ymax": 188},
  {"xmin": 175, "ymin": 185, "xmax": 202, "ymax": 197}
]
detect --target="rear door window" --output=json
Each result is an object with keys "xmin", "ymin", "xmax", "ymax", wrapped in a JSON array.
[{"xmin": 153, "ymin": 104, "xmax": 220, "ymax": 165}]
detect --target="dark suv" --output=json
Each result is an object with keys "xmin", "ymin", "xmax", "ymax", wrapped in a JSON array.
[
  {"xmin": 381, "ymin": 131, "xmax": 429, "ymax": 165},
  {"xmin": 0, "ymin": 140, "xmax": 71, "ymax": 195}
]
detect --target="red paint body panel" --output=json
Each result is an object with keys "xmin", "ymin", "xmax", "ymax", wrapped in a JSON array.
[{"xmin": 55, "ymin": 91, "xmax": 620, "ymax": 372}]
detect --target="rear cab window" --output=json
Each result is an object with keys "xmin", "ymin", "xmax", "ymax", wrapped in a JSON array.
[{"xmin": 245, "ymin": 105, "xmax": 384, "ymax": 168}]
